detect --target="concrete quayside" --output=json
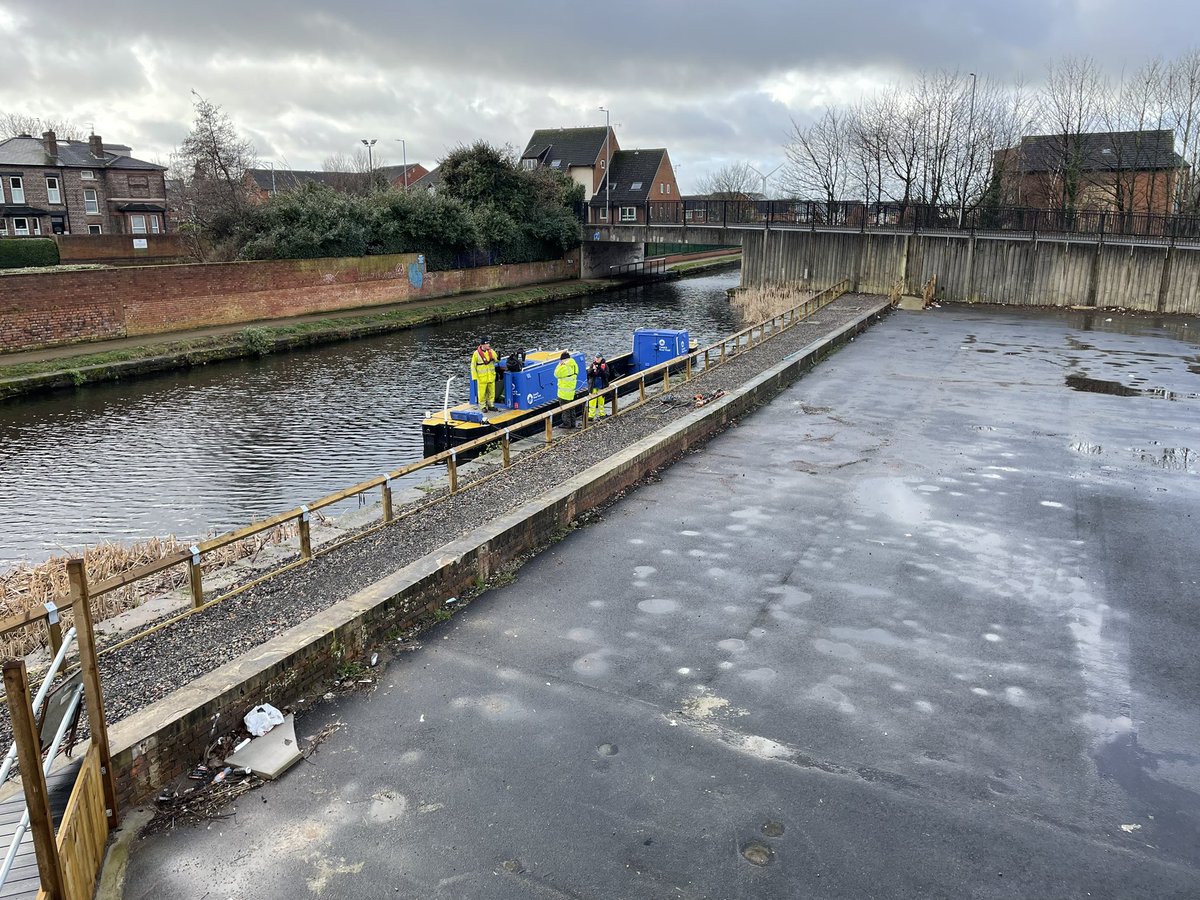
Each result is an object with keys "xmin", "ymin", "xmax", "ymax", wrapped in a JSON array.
[{"xmin": 112, "ymin": 300, "xmax": 1200, "ymax": 898}]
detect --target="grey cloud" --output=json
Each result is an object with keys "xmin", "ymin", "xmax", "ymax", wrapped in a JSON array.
[{"xmin": 1, "ymin": 0, "xmax": 1197, "ymax": 181}]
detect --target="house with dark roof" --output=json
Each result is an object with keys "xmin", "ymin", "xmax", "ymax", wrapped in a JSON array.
[
  {"xmin": 520, "ymin": 126, "xmax": 619, "ymax": 201},
  {"xmin": 995, "ymin": 129, "xmax": 1188, "ymax": 216},
  {"xmin": 587, "ymin": 148, "xmax": 680, "ymax": 224},
  {"xmin": 244, "ymin": 163, "xmax": 430, "ymax": 202},
  {"xmin": 0, "ymin": 131, "xmax": 167, "ymax": 237},
  {"xmin": 409, "ymin": 165, "xmax": 443, "ymax": 193},
  {"xmin": 243, "ymin": 167, "xmax": 348, "ymax": 201}
]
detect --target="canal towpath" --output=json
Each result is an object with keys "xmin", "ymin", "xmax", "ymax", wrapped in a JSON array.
[{"xmin": 0, "ymin": 255, "xmax": 742, "ymax": 400}]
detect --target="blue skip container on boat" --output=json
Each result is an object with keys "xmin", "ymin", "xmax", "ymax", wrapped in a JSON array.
[
  {"xmin": 632, "ymin": 329, "xmax": 689, "ymax": 373},
  {"xmin": 504, "ymin": 352, "xmax": 586, "ymax": 410}
]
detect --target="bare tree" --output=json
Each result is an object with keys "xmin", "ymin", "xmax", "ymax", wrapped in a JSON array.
[
  {"xmin": 1038, "ymin": 56, "xmax": 1108, "ymax": 212},
  {"xmin": 321, "ymin": 151, "xmax": 373, "ymax": 194},
  {"xmin": 782, "ymin": 107, "xmax": 853, "ymax": 213},
  {"xmin": 173, "ymin": 93, "xmax": 258, "ymax": 259},
  {"xmin": 1168, "ymin": 50, "xmax": 1200, "ymax": 214},
  {"xmin": 696, "ymin": 162, "xmax": 761, "ymax": 198},
  {"xmin": 0, "ymin": 113, "xmax": 85, "ymax": 141}
]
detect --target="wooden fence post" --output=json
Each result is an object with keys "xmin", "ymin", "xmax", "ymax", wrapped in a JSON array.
[
  {"xmin": 381, "ymin": 477, "xmax": 393, "ymax": 523},
  {"xmin": 45, "ymin": 605, "xmax": 63, "ymax": 657},
  {"xmin": 67, "ymin": 559, "xmax": 120, "ymax": 829},
  {"xmin": 610, "ymin": 386, "xmax": 619, "ymax": 416},
  {"xmin": 639, "ymin": 377, "xmax": 646, "ymax": 402},
  {"xmin": 298, "ymin": 507, "xmax": 313, "ymax": 559},
  {"xmin": 3, "ymin": 660, "xmax": 65, "ymax": 899},
  {"xmin": 448, "ymin": 451, "xmax": 459, "ymax": 493},
  {"xmin": 685, "ymin": 356, "xmax": 692, "ymax": 380},
  {"xmin": 502, "ymin": 430, "xmax": 511, "ymax": 468},
  {"xmin": 663, "ymin": 369, "xmax": 671, "ymax": 392},
  {"xmin": 544, "ymin": 416, "xmax": 554, "ymax": 445},
  {"xmin": 187, "ymin": 544, "xmax": 204, "ymax": 608}
]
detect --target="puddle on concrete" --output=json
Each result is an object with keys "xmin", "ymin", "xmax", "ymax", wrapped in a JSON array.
[
  {"xmin": 1135, "ymin": 446, "xmax": 1196, "ymax": 473},
  {"xmin": 1066, "ymin": 374, "xmax": 1141, "ymax": 397},
  {"xmin": 1066, "ymin": 373, "xmax": 1200, "ymax": 401},
  {"xmin": 741, "ymin": 841, "xmax": 775, "ymax": 866}
]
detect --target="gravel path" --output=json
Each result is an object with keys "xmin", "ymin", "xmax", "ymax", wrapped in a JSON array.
[{"xmin": 6, "ymin": 295, "xmax": 885, "ymax": 745}]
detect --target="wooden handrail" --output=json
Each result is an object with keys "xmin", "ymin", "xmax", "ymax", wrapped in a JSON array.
[{"xmin": 2, "ymin": 278, "xmax": 851, "ymax": 642}]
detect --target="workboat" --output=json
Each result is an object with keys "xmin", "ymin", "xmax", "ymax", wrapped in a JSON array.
[{"xmin": 421, "ymin": 328, "xmax": 692, "ymax": 457}]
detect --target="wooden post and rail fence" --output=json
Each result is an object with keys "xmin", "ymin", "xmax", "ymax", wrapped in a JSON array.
[{"xmin": 0, "ymin": 277, "xmax": 851, "ymax": 897}]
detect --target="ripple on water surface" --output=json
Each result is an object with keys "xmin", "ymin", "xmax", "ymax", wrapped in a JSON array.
[{"xmin": 0, "ymin": 272, "xmax": 742, "ymax": 567}]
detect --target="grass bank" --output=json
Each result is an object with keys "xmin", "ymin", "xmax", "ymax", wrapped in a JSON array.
[{"xmin": 0, "ymin": 279, "xmax": 618, "ymax": 401}]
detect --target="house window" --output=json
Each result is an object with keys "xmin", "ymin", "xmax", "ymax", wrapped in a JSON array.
[
  {"xmin": 619, "ymin": 207, "xmax": 636, "ymax": 222},
  {"xmin": 31, "ymin": 219, "xmax": 40, "ymax": 235},
  {"xmin": 600, "ymin": 159, "xmax": 605, "ymax": 169},
  {"xmin": 9, "ymin": 177, "xmax": 24, "ymax": 204},
  {"xmin": 599, "ymin": 206, "xmax": 608, "ymax": 220},
  {"xmin": 12, "ymin": 217, "xmax": 29, "ymax": 236},
  {"xmin": 666, "ymin": 183, "xmax": 671, "ymax": 195},
  {"xmin": 150, "ymin": 215, "xmax": 161, "ymax": 233},
  {"xmin": 130, "ymin": 214, "xmax": 147, "ymax": 234},
  {"xmin": 46, "ymin": 176, "xmax": 62, "ymax": 204},
  {"xmin": 521, "ymin": 158, "xmax": 536, "ymax": 170},
  {"xmin": 631, "ymin": 181, "xmax": 643, "ymax": 191},
  {"xmin": 0, "ymin": 220, "xmax": 6, "ymax": 235},
  {"xmin": 128, "ymin": 175, "xmax": 149, "ymax": 198},
  {"xmin": 80, "ymin": 169, "xmax": 95, "ymax": 180},
  {"xmin": 84, "ymin": 189, "xmax": 99, "ymax": 214},
  {"xmin": 550, "ymin": 160, "xmax": 562, "ymax": 169},
  {"xmin": 88, "ymin": 224, "xmax": 103, "ymax": 235}
]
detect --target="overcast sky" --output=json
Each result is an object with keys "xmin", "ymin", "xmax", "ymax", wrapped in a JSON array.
[{"xmin": 2, "ymin": 0, "xmax": 1197, "ymax": 191}]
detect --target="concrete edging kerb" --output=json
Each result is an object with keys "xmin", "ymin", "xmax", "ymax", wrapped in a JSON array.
[{"xmin": 107, "ymin": 298, "xmax": 892, "ymax": 807}]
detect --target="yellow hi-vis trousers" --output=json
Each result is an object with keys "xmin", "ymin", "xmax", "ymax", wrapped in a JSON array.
[
  {"xmin": 588, "ymin": 390, "xmax": 606, "ymax": 419},
  {"xmin": 478, "ymin": 378, "xmax": 496, "ymax": 409}
]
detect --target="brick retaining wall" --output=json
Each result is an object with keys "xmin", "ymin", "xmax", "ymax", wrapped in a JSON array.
[{"xmin": 0, "ymin": 250, "xmax": 581, "ymax": 352}]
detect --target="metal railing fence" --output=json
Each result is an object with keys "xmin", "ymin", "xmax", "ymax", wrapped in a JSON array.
[{"xmin": 591, "ymin": 199, "xmax": 1200, "ymax": 246}]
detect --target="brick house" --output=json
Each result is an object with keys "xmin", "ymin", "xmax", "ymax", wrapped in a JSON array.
[
  {"xmin": 520, "ymin": 126, "xmax": 619, "ymax": 201},
  {"xmin": 377, "ymin": 163, "xmax": 429, "ymax": 191},
  {"xmin": 587, "ymin": 148, "xmax": 680, "ymax": 224},
  {"xmin": 0, "ymin": 131, "xmax": 168, "ymax": 237},
  {"xmin": 995, "ymin": 129, "xmax": 1188, "ymax": 216}
]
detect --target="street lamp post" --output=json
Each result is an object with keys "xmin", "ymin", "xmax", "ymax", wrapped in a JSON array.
[
  {"xmin": 599, "ymin": 106, "xmax": 610, "ymax": 222},
  {"xmin": 960, "ymin": 73, "xmax": 978, "ymax": 227},
  {"xmin": 394, "ymin": 139, "xmax": 409, "ymax": 191},
  {"xmin": 361, "ymin": 138, "xmax": 377, "ymax": 189}
]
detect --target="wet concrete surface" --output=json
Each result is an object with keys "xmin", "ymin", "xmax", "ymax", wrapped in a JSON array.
[{"xmin": 122, "ymin": 306, "xmax": 1200, "ymax": 898}]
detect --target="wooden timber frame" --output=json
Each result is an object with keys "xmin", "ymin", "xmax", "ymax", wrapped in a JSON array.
[
  {"xmin": 0, "ymin": 279, "xmax": 852, "ymax": 676},
  {"xmin": 1, "ymin": 560, "xmax": 117, "ymax": 900}
]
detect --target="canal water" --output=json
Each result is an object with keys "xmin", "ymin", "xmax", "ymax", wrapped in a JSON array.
[{"xmin": 0, "ymin": 270, "xmax": 742, "ymax": 568}]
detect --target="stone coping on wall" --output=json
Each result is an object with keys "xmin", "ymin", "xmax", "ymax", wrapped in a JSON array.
[{"xmin": 105, "ymin": 298, "xmax": 892, "ymax": 808}]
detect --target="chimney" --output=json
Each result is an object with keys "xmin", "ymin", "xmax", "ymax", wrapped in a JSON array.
[
  {"xmin": 89, "ymin": 134, "xmax": 104, "ymax": 158},
  {"xmin": 42, "ymin": 130, "xmax": 58, "ymax": 158}
]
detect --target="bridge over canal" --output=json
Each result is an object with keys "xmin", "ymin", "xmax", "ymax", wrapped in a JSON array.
[{"xmin": 584, "ymin": 200, "xmax": 1200, "ymax": 314}]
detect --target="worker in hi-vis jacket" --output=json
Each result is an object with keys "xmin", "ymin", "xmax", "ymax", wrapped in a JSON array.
[
  {"xmin": 554, "ymin": 351, "xmax": 580, "ymax": 428},
  {"xmin": 471, "ymin": 337, "xmax": 499, "ymax": 411}
]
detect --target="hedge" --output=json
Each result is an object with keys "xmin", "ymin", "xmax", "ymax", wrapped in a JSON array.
[{"xmin": 0, "ymin": 238, "xmax": 59, "ymax": 269}]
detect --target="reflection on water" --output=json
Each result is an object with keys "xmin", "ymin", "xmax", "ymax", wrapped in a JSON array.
[{"xmin": 0, "ymin": 272, "xmax": 741, "ymax": 566}]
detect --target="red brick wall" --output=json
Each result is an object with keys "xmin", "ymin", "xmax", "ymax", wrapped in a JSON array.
[
  {"xmin": 0, "ymin": 250, "xmax": 581, "ymax": 352},
  {"xmin": 54, "ymin": 233, "xmax": 189, "ymax": 263}
]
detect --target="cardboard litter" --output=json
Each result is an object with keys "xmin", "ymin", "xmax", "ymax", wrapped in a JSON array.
[{"xmin": 225, "ymin": 713, "xmax": 302, "ymax": 780}]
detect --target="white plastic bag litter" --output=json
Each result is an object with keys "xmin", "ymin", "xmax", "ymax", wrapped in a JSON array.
[{"xmin": 244, "ymin": 703, "xmax": 285, "ymax": 737}]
